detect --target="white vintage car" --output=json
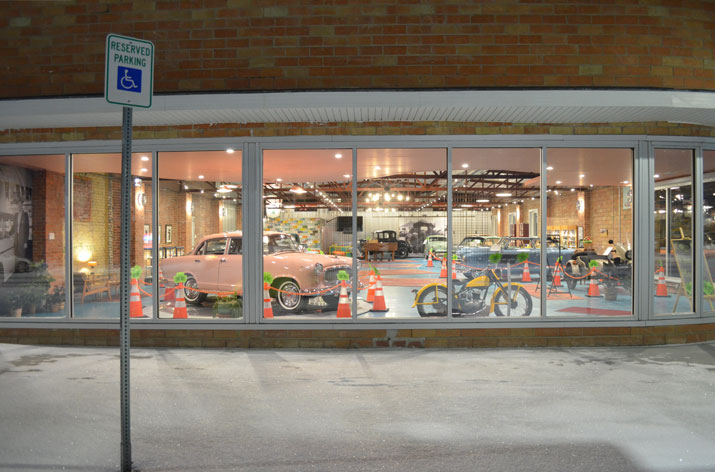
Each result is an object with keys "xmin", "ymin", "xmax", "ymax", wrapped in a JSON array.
[{"xmin": 160, "ymin": 231, "xmax": 355, "ymax": 313}]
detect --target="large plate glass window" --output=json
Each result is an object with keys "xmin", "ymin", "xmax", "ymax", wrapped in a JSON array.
[
  {"xmin": 0, "ymin": 154, "xmax": 66, "ymax": 318},
  {"xmin": 704, "ymin": 150, "xmax": 715, "ymax": 315},
  {"xmin": 262, "ymin": 149, "xmax": 352, "ymax": 319},
  {"xmin": 71, "ymin": 153, "xmax": 151, "ymax": 319},
  {"xmin": 451, "ymin": 148, "xmax": 542, "ymax": 318},
  {"xmin": 546, "ymin": 149, "xmax": 633, "ymax": 318},
  {"xmin": 358, "ymin": 148, "xmax": 447, "ymax": 319},
  {"xmin": 654, "ymin": 149, "xmax": 694, "ymax": 315},
  {"xmin": 157, "ymin": 150, "xmax": 243, "ymax": 319}
]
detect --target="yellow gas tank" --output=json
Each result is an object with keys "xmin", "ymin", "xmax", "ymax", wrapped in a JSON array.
[{"xmin": 465, "ymin": 275, "xmax": 490, "ymax": 288}]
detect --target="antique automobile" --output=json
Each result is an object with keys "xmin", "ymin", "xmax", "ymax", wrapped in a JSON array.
[
  {"xmin": 358, "ymin": 230, "xmax": 411, "ymax": 259},
  {"xmin": 457, "ymin": 236, "xmax": 575, "ymax": 279},
  {"xmin": 563, "ymin": 240, "xmax": 632, "ymax": 292},
  {"xmin": 160, "ymin": 231, "xmax": 354, "ymax": 313},
  {"xmin": 423, "ymin": 235, "xmax": 447, "ymax": 259}
]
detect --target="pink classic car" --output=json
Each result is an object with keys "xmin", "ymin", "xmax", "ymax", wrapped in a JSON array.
[{"xmin": 159, "ymin": 231, "xmax": 354, "ymax": 313}]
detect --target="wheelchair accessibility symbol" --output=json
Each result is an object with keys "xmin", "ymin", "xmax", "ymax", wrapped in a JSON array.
[{"xmin": 117, "ymin": 66, "xmax": 142, "ymax": 93}]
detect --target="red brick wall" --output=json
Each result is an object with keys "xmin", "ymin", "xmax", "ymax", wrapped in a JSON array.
[
  {"xmin": 587, "ymin": 186, "xmax": 633, "ymax": 252},
  {"xmin": 1, "ymin": 1, "xmax": 713, "ymax": 99},
  {"xmin": 31, "ymin": 170, "xmax": 65, "ymax": 283}
]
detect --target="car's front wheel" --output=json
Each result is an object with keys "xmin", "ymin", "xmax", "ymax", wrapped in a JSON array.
[
  {"xmin": 183, "ymin": 276, "xmax": 207, "ymax": 305},
  {"xmin": 274, "ymin": 279, "xmax": 309, "ymax": 314},
  {"xmin": 397, "ymin": 245, "xmax": 409, "ymax": 259}
]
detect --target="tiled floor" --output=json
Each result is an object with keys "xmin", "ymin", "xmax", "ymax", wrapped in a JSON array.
[{"xmin": 27, "ymin": 255, "xmax": 695, "ymax": 320}]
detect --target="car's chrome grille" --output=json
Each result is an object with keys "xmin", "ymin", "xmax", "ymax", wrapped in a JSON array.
[{"xmin": 324, "ymin": 266, "xmax": 351, "ymax": 283}]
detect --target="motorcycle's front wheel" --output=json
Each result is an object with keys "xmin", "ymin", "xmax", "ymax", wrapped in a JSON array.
[
  {"xmin": 493, "ymin": 285, "xmax": 532, "ymax": 317},
  {"xmin": 416, "ymin": 286, "xmax": 449, "ymax": 317}
]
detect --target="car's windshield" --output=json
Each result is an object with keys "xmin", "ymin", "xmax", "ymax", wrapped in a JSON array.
[
  {"xmin": 263, "ymin": 233, "xmax": 300, "ymax": 254},
  {"xmin": 429, "ymin": 236, "xmax": 447, "ymax": 242},
  {"xmin": 459, "ymin": 237, "xmax": 485, "ymax": 247}
]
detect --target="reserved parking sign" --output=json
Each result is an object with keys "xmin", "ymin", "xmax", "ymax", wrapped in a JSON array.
[{"xmin": 105, "ymin": 34, "xmax": 154, "ymax": 108}]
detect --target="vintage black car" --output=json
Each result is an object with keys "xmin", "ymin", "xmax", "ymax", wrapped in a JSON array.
[
  {"xmin": 456, "ymin": 236, "xmax": 575, "ymax": 279},
  {"xmin": 358, "ymin": 230, "xmax": 412, "ymax": 259},
  {"xmin": 563, "ymin": 241, "xmax": 632, "ymax": 292}
]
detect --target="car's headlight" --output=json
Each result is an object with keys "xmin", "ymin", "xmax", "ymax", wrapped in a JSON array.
[{"xmin": 314, "ymin": 263, "xmax": 324, "ymax": 276}]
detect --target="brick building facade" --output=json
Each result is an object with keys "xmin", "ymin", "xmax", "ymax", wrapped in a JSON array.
[{"xmin": 0, "ymin": 0, "xmax": 713, "ymax": 347}]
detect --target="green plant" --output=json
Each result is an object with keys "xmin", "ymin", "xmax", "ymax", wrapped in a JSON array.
[
  {"xmin": 489, "ymin": 252, "xmax": 503, "ymax": 265},
  {"xmin": 46, "ymin": 285, "xmax": 66, "ymax": 308},
  {"xmin": 25, "ymin": 261, "xmax": 54, "ymax": 308},
  {"xmin": 212, "ymin": 293, "xmax": 243, "ymax": 318}
]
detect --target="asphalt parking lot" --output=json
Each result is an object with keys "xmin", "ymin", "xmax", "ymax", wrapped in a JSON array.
[{"xmin": 1, "ymin": 342, "xmax": 714, "ymax": 472}]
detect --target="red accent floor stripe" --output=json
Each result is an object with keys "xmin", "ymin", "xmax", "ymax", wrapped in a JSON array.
[{"xmin": 557, "ymin": 307, "xmax": 631, "ymax": 316}]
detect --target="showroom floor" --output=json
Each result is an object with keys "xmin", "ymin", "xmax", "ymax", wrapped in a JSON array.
[
  {"xmin": 2, "ymin": 342, "xmax": 714, "ymax": 471},
  {"xmin": 37, "ymin": 255, "xmax": 693, "ymax": 320}
]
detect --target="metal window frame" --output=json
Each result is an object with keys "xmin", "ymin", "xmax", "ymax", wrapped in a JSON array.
[
  {"xmin": 0, "ymin": 134, "xmax": 714, "ymax": 330},
  {"xmin": 650, "ymin": 142, "xmax": 700, "ymax": 319}
]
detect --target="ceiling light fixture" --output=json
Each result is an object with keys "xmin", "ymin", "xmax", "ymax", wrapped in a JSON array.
[
  {"xmin": 546, "ymin": 166, "xmax": 553, "ymax": 170},
  {"xmin": 198, "ymin": 175, "xmax": 204, "ymax": 179},
  {"xmin": 495, "ymin": 193, "xmax": 512, "ymax": 197},
  {"xmin": 290, "ymin": 185, "xmax": 307, "ymax": 194},
  {"xmin": 476, "ymin": 199, "xmax": 489, "ymax": 203},
  {"xmin": 226, "ymin": 148, "xmax": 235, "ymax": 154},
  {"xmin": 555, "ymin": 180, "xmax": 562, "ymax": 185},
  {"xmin": 461, "ymin": 163, "xmax": 469, "ymax": 168},
  {"xmin": 334, "ymin": 153, "xmax": 342, "ymax": 159},
  {"xmin": 141, "ymin": 156, "xmax": 149, "ymax": 161}
]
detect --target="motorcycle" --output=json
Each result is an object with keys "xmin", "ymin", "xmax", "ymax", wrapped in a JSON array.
[{"xmin": 412, "ymin": 267, "xmax": 533, "ymax": 317}]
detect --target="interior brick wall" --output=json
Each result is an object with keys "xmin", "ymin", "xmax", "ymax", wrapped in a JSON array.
[
  {"xmin": 2, "ymin": 0, "xmax": 713, "ymax": 98},
  {"xmin": 31, "ymin": 170, "xmax": 66, "ymax": 284}
]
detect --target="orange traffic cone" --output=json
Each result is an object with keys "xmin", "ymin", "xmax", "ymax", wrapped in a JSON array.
[
  {"xmin": 521, "ymin": 262, "xmax": 532, "ymax": 282},
  {"xmin": 172, "ymin": 282, "xmax": 188, "ymax": 319},
  {"xmin": 451, "ymin": 258, "xmax": 457, "ymax": 280},
  {"xmin": 439, "ymin": 258, "xmax": 448, "ymax": 278},
  {"xmin": 162, "ymin": 283, "xmax": 175, "ymax": 303},
  {"xmin": 586, "ymin": 277, "xmax": 601, "ymax": 297},
  {"xmin": 552, "ymin": 263, "xmax": 562, "ymax": 287},
  {"xmin": 263, "ymin": 282, "xmax": 274, "ymax": 318},
  {"xmin": 336, "ymin": 280, "xmax": 351, "ymax": 318},
  {"xmin": 366, "ymin": 272, "xmax": 376, "ymax": 303},
  {"xmin": 130, "ymin": 278, "xmax": 144, "ymax": 318},
  {"xmin": 371, "ymin": 276, "xmax": 389, "ymax": 312},
  {"xmin": 655, "ymin": 267, "xmax": 669, "ymax": 297},
  {"xmin": 427, "ymin": 251, "xmax": 434, "ymax": 267}
]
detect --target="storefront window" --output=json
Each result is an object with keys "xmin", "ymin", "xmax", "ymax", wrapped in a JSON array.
[
  {"xmin": 357, "ymin": 148, "xmax": 447, "ymax": 319},
  {"xmin": 71, "ymin": 153, "xmax": 149, "ymax": 318},
  {"xmin": 702, "ymin": 150, "xmax": 715, "ymax": 315},
  {"xmin": 546, "ymin": 149, "xmax": 633, "ymax": 317},
  {"xmin": 654, "ymin": 149, "xmax": 693, "ymax": 315},
  {"xmin": 0, "ymin": 155, "xmax": 66, "ymax": 318},
  {"xmin": 157, "ymin": 150, "xmax": 243, "ymax": 319},
  {"xmin": 451, "ymin": 148, "xmax": 542, "ymax": 318},
  {"xmin": 262, "ymin": 149, "xmax": 352, "ymax": 319}
]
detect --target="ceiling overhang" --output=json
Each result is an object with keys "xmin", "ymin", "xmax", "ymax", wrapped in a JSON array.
[{"xmin": 0, "ymin": 89, "xmax": 713, "ymax": 131}]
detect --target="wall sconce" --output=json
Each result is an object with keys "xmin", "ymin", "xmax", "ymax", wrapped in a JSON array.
[
  {"xmin": 136, "ymin": 191, "xmax": 146, "ymax": 209},
  {"xmin": 186, "ymin": 199, "xmax": 192, "ymax": 216}
]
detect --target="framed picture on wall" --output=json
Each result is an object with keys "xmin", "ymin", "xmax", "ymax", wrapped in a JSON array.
[
  {"xmin": 143, "ymin": 224, "xmax": 150, "ymax": 235},
  {"xmin": 165, "ymin": 225, "xmax": 173, "ymax": 244}
]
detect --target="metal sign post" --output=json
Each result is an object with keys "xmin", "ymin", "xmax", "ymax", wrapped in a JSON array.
[
  {"xmin": 106, "ymin": 33, "xmax": 154, "ymax": 472},
  {"xmin": 120, "ymin": 106, "xmax": 133, "ymax": 472}
]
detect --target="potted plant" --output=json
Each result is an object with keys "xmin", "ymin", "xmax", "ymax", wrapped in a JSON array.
[
  {"xmin": 46, "ymin": 285, "xmax": 66, "ymax": 313},
  {"xmin": 6, "ymin": 288, "xmax": 29, "ymax": 317},
  {"xmin": 212, "ymin": 293, "xmax": 243, "ymax": 318},
  {"xmin": 24, "ymin": 261, "xmax": 54, "ymax": 314}
]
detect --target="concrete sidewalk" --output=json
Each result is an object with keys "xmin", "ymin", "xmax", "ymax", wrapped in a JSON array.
[{"xmin": 1, "ymin": 342, "xmax": 714, "ymax": 472}]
